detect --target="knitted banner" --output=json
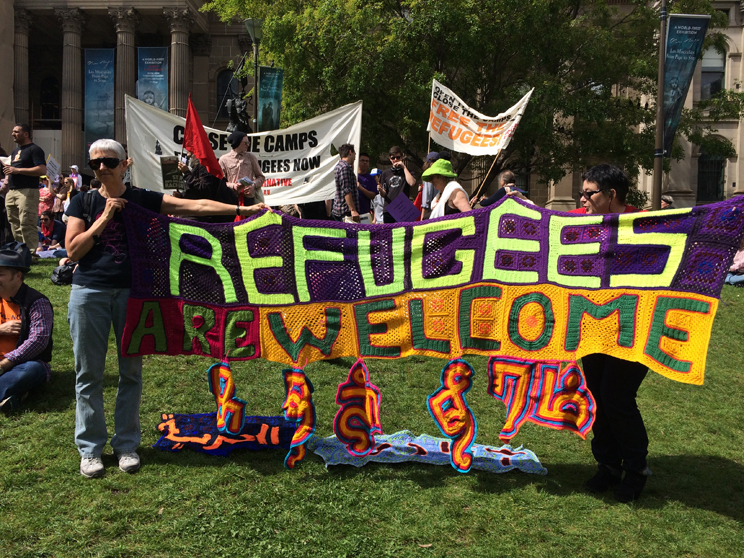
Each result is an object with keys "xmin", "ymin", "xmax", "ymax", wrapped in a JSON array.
[
  {"xmin": 121, "ymin": 196, "xmax": 744, "ymax": 385},
  {"xmin": 154, "ymin": 412, "xmax": 295, "ymax": 456},
  {"xmin": 308, "ymin": 431, "xmax": 548, "ymax": 475}
]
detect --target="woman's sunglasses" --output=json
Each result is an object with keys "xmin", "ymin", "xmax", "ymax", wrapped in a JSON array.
[{"xmin": 89, "ymin": 157, "xmax": 121, "ymax": 170}]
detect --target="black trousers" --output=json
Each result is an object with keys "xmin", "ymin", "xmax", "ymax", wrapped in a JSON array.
[{"xmin": 582, "ymin": 354, "xmax": 649, "ymax": 473}]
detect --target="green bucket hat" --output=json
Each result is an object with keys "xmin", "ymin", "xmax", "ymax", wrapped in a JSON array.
[{"xmin": 422, "ymin": 158, "xmax": 457, "ymax": 179}]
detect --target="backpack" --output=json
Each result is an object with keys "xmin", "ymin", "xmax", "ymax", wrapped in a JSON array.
[
  {"xmin": 51, "ymin": 260, "xmax": 77, "ymax": 285},
  {"xmin": 80, "ymin": 190, "xmax": 98, "ymax": 229}
]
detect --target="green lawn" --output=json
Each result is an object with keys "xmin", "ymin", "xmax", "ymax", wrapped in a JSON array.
[{"xmin": 1, "ymin": 260, "xmax": 743, "ymax": 557}]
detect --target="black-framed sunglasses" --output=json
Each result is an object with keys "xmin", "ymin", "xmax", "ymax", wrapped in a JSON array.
[
  {"xmin": 390, "ymin": 155, "xmax": 402, "ymax": 161},
  {"xmin": 89, "ymin": 157, "xmax": 121, "ymax": 170},
  {"xmin": 580, "ymin": 189, "xmax": 604, "ymax": 199}
]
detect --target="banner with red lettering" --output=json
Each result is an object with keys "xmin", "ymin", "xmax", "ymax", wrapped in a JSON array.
[
  {"xmin": 427, "ymin": 80, "xmax": 533, "ymax": 156},
  {"xmin": 125, "ymin": 95, "xmax": 362, "ymax": 205}
]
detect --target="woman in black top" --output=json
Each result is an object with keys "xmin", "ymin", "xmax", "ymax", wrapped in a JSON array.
[{"xmin": 66, "ymin": 138, "xmax": 266, "ymax": 479}]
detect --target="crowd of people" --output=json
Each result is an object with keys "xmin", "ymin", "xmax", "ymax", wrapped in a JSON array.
[
  {"xmin": 0, "ymin": 122, "xmax": 710, "ymax": 504},
  {"xmin": 328, "ymin": 145, "xmax": 540, "ymax": 225}
]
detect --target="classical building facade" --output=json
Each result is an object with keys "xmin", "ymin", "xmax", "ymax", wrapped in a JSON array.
[
  {"xmin": 6, "ymin": 1, "xmax": 744, "ymax": 207},
  {"xmin": 635, "ymin": 0, "xmax": 744, "ymax": 207},
  {"xmin": 549, "ymin": 1, "xmax": 744, "ymax": 210},
  {"xmin": 472, "ymin": 1, "xmax": 744, "ymax": 210},
  {"xmin": 8, "ymin": 1, "xmax": 254, "ymax": 170}
]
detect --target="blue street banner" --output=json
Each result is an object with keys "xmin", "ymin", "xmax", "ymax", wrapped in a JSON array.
[
  {"xmin": 138, "ymin": 47, "xmax": 169, "ymax": 111},
  {"xmin": 84, "ymin": 49, "xmax": 115, "ymax": 155},
  {"xmin": 663, "ymin": 14, "xmax": 710, "ymax": 156},
  {"xmin": 258, "ymin": 66, "xmax": 284, "ymax": 132}
]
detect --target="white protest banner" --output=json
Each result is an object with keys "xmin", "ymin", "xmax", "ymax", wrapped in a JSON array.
[
  {"xmin": 125, "ymin": 95, "xmax": 362, "ymax": 205},
  {"xmin": 45, "ymin": 155, "xmax": 61, "ymax": 182},
  {"xmin": 427, "ymin": 80, "xmax": 533, "ymax": 156}
]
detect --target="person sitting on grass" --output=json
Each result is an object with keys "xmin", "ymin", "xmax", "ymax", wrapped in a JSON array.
[
  {"xmin": 0, "ymin": 244, "xmax": 53, "ymax": 414},
  {"xmin": 725, "ymin": 236, "xmax": 744, "ymax": 287},
  {"xmin": 37, "ymin": 210, "xmax": 66, "ymax": 253},
  {"xmin": 66, "ymin": 138, "xmax": 267, "ymax": 479}
]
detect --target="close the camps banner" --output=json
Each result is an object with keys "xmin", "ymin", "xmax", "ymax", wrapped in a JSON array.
[
  {"xmin": 427, "ymin": 80, "xmax": 533, "ymax": 156},
  {"xmin": 125, "ymin": 96, "xmax": 362, "ymax": 204},
  {"xmin": 121, "ymin": 196, "xmax": 744, "ymax": 386}
]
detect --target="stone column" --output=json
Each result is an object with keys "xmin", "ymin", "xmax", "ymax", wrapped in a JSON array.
[
  {"xmin": 109, "ymin": 8, "xmax": 139, "ymax": 145},
  {"xmin": 55, "ymin": 8, "xmax": 86, "ymax": 170},
  {"xmin": 545, "ymin": 172, "xmax": 579, "ymax": 211},
  {"xmin": 190, "ymin": 34, "xmax": 212, "ymax": 122},
  {"xmin": 163, "ymin": 7, "xmax": 194, "ymax": 117},
  {"xmin": 663, "ymin": 86, "xmax": 698, "ymax": 208},
  {"xmin": 13, "ymin": 9, "xmax": 32, "ymax": 125}
]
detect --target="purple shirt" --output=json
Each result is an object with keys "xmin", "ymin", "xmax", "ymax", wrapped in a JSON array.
[{"xmin": 357, "ymin": 173, "xmax": 378, "ymax": 215}]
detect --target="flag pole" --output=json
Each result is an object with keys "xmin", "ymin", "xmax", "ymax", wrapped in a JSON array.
[
  {"xmin": 652, "ymin": 0, "xmax": 667, "ymax": 210},
  {"xmin": 469, "ymin": 155, "xmax": 499, "ymax": 207}
]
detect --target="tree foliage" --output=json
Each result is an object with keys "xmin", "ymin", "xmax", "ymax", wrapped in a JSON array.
[{"xmin": 202, "ymin": 0, "xmax": 735, "ymax": 185}]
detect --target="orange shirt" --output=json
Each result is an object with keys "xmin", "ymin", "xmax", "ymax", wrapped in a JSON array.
[{"xmin": 0, "ymin": 298, "xmax": 21, "ymax": 356}]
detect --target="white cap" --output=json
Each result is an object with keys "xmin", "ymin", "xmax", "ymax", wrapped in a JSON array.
[{"xmin": 70, "ymin": 165, "xmax": 79, "ymax": 171}]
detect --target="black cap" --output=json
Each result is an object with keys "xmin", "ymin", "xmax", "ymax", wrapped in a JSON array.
[
  {"xmin": 0, "ymin": 249, "xmax": 31, "ymax": 272},
  {"xmin": 227, "ymin": 131, "xmax": 247, "ymax": 149}
]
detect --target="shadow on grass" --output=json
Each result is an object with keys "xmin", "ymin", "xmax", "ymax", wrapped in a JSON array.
[
  {"xmin": 19, "ymin": 369, "xmax": 123, "ymax": 414},
  {"xmin": 138, "ymin": 444, "xmax": 292, "ymax": 476},
  {"xmin": 139, "ymin": 431, "xmax": 744, "ymax": 525},
  {"xmin": 481, "ymin": 455, "xmax": 744, "ymax": 524},
  {"xmin": 19, "ymin": 369, "xmax": 77, "ymax": 413}
]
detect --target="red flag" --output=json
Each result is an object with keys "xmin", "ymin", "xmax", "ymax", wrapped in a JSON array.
[
  {"xmin": 184, "ymin": 94, "xmax": 223, "ymax": 179},
  {"xmin": 413, "ymin": 190, "xmax": 423, "ymax": 221}
]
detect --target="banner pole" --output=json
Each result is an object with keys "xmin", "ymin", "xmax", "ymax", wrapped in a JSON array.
[
  {"xmin": 469, "ymin": 155, "xmax": 499, "ymax": 207},
  {"xmin": 427, "ymin": 131, "xmax": 431, "ymax": 154},
  {"xmin": 652, "ymin": 0, "xmax": 667, "ymax": 211}
]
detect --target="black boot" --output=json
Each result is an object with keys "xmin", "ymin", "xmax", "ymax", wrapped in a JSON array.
[
  {"xmin": 584, "ymin": 464, "xmax": 622, "ymax": 493},
  {"xmin": 613, "ymin": 469, "xmax": 648, "ymax": 503}
]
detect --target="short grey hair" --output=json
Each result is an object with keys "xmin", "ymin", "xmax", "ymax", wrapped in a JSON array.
[{"xmin": 89, "ymin": 139, "xmax": 126, "ymax": 160}]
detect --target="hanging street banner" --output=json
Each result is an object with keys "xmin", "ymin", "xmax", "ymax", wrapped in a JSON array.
[
  {"xmin": 427, "ymin": 80, "xmax": 533, "ymax": 156},
  {"xmin": 121, "ymin": 196, "xmax": 744, "ymax": 387},
  {"xmin": 125, "ymin": 95, "xmax": 362, "ymax": 205},
  {"xmin": 137, "ymin": 47, "xmax": 169, "ymax": 111},
  {"xmin": 258, "ymin": 66, "xmax": 284, "ymax": 132},
  {"xmin": 84, "ymin": 49, "xmax": 115, "ymax": 154},
  {"xmin": 663, "ymin": 14, "xmax": 710, "ymax": 156}
]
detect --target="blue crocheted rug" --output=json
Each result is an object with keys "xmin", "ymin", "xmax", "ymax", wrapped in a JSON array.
[{"xmin": 307, "ymin": 430, "xmax": 547, "ymax": 475}]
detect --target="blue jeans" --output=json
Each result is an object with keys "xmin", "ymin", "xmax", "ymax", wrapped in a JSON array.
[
  {"xmin": 725, "ymin": 272, "xmax": 744, "ymax": 286},
  {"xmin": 68, "ymin": 285, "xmax": 142, "ymax": 458},
  {"xmin": 0, "ymin": 360, "xmax": 47, "ymax": 409}
]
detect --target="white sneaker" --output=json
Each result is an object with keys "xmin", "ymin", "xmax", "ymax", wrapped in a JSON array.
[
  {"xmin": 117, "ymin": 452, "xmax": 140, "ymax": 473},
  {"xmin": 80, "ymin": 457, "xmax": 105, "ymax": 478},
  {"xmin": 0, "ymin": 397, "xmax": 14, "ymax": 415}
]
